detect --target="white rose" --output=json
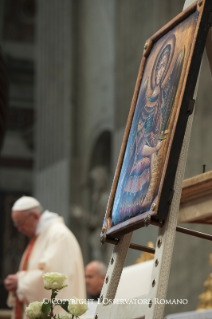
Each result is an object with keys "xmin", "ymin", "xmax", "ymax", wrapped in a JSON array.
[
  {"xmin": 42, "ymin": 272, "xmax": 67, "ymax": 290},
  {"xmin": 25, "ymin": 301, "xmax": 44, "ymax": 319},
  {"xmin": 68, "ymin": 297, "xmax": 88, "ymax": 317}
]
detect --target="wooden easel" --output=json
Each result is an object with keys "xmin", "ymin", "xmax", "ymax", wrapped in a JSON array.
[{"xmin": 95, "ymin": 0, "xmax": 212, "ymax": 318}]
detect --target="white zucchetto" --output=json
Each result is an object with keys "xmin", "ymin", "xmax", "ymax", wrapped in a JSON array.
[{"xmin": 12, "ymin": 196, "xmax": 41, "ymax": 211}]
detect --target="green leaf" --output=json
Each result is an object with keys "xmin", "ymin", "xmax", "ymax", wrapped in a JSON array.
[
  {"xmin": 59, "ymin": 301, "xmax": 69, "ymax": 313},
  {"xmin": 42, "ymin": 302, "xmax": 51, "ymax": 315}
]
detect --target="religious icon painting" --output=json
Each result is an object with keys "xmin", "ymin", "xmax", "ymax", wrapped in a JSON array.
[{"xmin": 101, "ymin": 0, "xmax": 212, "ymax": 239}]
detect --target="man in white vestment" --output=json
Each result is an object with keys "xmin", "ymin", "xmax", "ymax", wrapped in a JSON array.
[{"xmin": 4, "ymin": 196, "xmax": 86, "ymax": 319}]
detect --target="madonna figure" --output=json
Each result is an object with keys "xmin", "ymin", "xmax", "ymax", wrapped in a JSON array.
[{"xmin": 112, "ymin": 34, "xmax": 185, "ymax": 226}]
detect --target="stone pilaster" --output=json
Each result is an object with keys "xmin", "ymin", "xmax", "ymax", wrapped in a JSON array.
[{"xmin": 35, "ymin": 0, "xmax": 72, "ymax": 223}]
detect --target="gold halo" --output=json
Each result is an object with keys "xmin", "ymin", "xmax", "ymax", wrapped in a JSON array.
[{"xmin": 150, "ymin": 34, "xmax": 176, "ymax": 90}]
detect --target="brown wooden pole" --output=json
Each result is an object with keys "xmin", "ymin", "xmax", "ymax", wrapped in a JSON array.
[
  {"xmin": 106, "ymin": 225, "xmax": 212, "ymax": 253},
  {"xmin": 129, "ymin": 243, "xmax": 155, "ymax": 254},
  {"xmin": 105, "ymin": 236, "xmax": 155, "ymax": 254},
  {"xmin": 176, "ymin": 226, "xmax": 212, "ymax": 241}
]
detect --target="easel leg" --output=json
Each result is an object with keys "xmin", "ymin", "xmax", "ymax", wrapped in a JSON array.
[
  {"xmin": 145, "ymin": 111, "xmax": 195, "ymax": 319},
  {"xmin": 95, "ymin": 232, "xmax": 132, "ymax": 317},
  {"xmin": 145, "ymin": 1, "xmax": 202, "ymax": 316}
]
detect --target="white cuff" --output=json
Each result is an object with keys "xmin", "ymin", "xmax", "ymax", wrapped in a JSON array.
[{"xmin": 16, "ymin": 271, "xmax": 26, "ymax": 302}]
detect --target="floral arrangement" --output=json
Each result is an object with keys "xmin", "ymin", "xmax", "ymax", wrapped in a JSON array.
[{"xmin": 25, "ymin": 272, "xmax": 88, "ymax": 319}]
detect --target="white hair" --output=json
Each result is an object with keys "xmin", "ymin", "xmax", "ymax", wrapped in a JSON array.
[{"xmin": 90, "ymin": 261, "xmax": 107, "ymax": 277}]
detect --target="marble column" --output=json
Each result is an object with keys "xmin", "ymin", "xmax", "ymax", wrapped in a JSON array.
[{"xmin": 35, "ymin": 0, "xmax": 72, "ymax": 223}]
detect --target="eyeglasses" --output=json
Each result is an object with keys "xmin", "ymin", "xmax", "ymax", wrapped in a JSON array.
[{"xmin": 13, "ymin": 213, "xmax": 32, "ymax": 228}]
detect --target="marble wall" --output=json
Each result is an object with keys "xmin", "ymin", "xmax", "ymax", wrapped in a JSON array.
[{"xmin": 35, "ymin": 0, "xmax": 72, "ymax": 224}]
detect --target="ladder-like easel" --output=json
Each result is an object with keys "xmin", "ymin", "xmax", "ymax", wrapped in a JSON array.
[{"xmin": 95, "ymin": 1, "xmax": 212, "ymax": 318}]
